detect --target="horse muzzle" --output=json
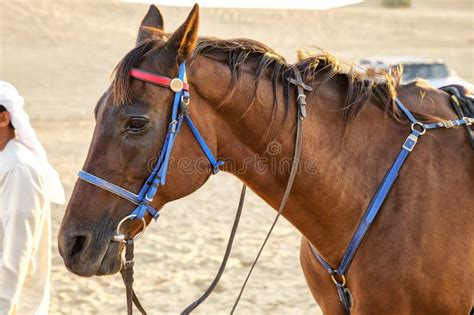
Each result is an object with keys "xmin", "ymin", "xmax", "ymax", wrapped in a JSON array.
[{"xmin": 58, "ymin": 223, "xmax": 122, "ymax": 277}]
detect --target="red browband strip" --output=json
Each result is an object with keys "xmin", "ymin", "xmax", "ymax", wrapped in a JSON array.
[{"xmin": 129, "ymin": 68, "xmax": 189, "ymax": 91}]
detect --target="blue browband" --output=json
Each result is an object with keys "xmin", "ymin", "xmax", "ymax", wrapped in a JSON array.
[
  {"xmin": 78, "ymin": 62, "xmax": 224, "ymax": 221},
  {"xmin": 311, "ymin": 97, "xmax": 473, "ymax": 314}
]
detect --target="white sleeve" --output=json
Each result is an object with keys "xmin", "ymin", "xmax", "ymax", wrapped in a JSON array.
[{"xmin": 0, "ymin": 164, "xmax": 46, "ymax": 315}]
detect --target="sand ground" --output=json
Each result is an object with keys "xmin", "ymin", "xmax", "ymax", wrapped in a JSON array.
[{"xmin": 0, "ymin": 0, "xmax": 472, "ymax": 314}]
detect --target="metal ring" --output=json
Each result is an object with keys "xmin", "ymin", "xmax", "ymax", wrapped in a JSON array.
[
  {"xmin": 331, "ymin": 274, "xmax": 346, "ymax": 286},
  {"xmin": 113, "ymin": 214, "xmax": 146, "ymax": 243},
  {"xmin": 410, "ymin": 122, "xmax": 426, "ymax": 135}
]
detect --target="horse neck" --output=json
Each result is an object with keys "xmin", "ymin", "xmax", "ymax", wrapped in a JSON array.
[{"xmin": 188, "ymin": 55, "xmax": 396, "ymax": 265}]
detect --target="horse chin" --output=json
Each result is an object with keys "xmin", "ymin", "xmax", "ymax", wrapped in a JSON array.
[{"xmin": 96, "ymin": 241, "xmax": 123, "ymax": 276}]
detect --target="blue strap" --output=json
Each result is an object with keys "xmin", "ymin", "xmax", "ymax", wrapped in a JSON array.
[
  {"xmin": 78, "ymin": 170, "xmax": 160, "ymax": 220},
  {"xmin": 397, "ymin": 97, "xmax": 473, "ymax": 130},
  {"xmin": 336, "ymin": 283, "xmax": 352, "ymax": 314},
  {"xmin": 337, "ymin": 129, "xmax": 420, "ymax": 275},
  {"xmin": 395, "ymin": 98, "xmax": 418, "ymax": 124},
  {"xmin": 312, "ymin": 129, "xmax": 421, "ymax": 277},
  {"xmin": 130, "ymin": 203, "xmax": 160, "ymax": 220},
  {"xmin": 158, "ymin": 130, "xmax": 178, "ymax": 185},
  {"xmin": 184, "ymin": 115, "xmax": 224, "ymax": 174},
  {"xmin": 137, "ymin": 115, "xmax": 184, "ymax": 198},
  {"xmin": 137, "ymin": 161, "xmax": 162, "ymax": 202},
  {"xmin": 312, "ymin": 248, "xmax": 334, "ymax": 274},
  {"xmin": 171, "ymin": 63, "xmax": 187, "ymax": 120},
  {"xmin": 424, "ymin": 117, "xmax": 473, "ymax": 129},
  {"xmin": 78, "ymin": 171, "xmax": 140, "ymax": 205},
  {"xmin": 313, "ymin": 98, "xmax": 423, "ymax": 276}
]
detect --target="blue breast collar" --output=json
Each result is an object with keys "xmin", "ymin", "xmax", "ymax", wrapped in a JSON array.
[
  {"xmin": 310, "ymin": 98, "xmax": 473, "ymax": 314},
  {"xmin": 78, "ymin": 62, "xmax": 224, "ymax": 221}
]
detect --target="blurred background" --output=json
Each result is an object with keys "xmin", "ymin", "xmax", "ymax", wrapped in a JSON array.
[{"xmin": 0, "ymin": 0, "xmax": 472, "ymax": 314}]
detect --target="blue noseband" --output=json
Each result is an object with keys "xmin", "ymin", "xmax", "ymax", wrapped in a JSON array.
[{"xmin": 78, "ymin": 62, "xmax": 224, "ymax": 221}]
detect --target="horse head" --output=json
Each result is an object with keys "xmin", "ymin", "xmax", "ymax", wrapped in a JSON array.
[{"xmin": 58, "ymin": 5, "xmax": 218, "ymax": 276}]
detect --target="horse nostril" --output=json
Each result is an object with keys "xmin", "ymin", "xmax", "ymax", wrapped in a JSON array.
[{"xmin": 70, "ymin": 235, "xmax": 88, "ymax": 259}]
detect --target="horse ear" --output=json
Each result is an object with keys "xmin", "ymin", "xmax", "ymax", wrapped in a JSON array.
[
  {"xmin": 136, "ymin": 5, "xmax": 164, "ymax": 45},
  {"xmin": 165, "ymin": 4, "xmax": 199, "ymax": 63}
]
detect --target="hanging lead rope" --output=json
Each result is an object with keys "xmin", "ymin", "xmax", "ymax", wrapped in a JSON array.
[{"xmin": 180, "ymin": 185, "xmax": 247, "ymax": 314}]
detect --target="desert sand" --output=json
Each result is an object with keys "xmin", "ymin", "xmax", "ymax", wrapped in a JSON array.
[{"xmin": 0, "ymin": 0, "xmax": 472, "ymax": 314}]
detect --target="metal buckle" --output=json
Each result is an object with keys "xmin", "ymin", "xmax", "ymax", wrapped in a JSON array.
[
  {"xmin": 169, "ymin": 78, "xmax": 184, "ymax": 92},
  {"xmin": 442, "ymin": 120, "xmax": 455, "ymax": 128},
  {"xmin": 464, "ymin": 117, "xmax": 473, "ymax": 126},
  {"xmin": 402, "ymin": 134, "xmax": 418, "ymax": 152},
  {"xmin": 181, "ymin": 95, "xmax": 190, "ymax": 116},
  {"xmin": 212, "ymin": 160, "xmax": 225, "ymax": 175},
  {"xmin": 112, "ymin": 214, "xmax": 147, "ymax": 243},
  {"xmin": 169, "ymin": 120, "xmax": 178, "ymax": 133},
  {"xmin": 181, "ymin": 94, "xmax": 190, "ymax": 106},
  {"xmin": 297, "ymin": 94, "xmax": 307, "ymax": 104}
]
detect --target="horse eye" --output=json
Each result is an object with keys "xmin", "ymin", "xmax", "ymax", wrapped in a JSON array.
[{"xmin": 127, "ymin": 117, "xmax": 149, "ymax": 133}]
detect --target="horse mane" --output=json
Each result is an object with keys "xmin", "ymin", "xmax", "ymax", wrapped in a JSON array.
[
  {"xmin": 112, "ymin": 35, "xmax": 411, "ymax": 137},
  {"xmin": 192, "ymin": 37, "xmax": 403, "ymax": 133}
]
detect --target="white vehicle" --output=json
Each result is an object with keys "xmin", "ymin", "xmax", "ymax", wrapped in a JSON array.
[{"xmin": 358, "ymin": 56, "xmax": 473, "ymax": 90}]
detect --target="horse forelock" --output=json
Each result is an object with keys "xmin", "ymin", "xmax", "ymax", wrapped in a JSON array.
[{"xmin": 111, "ymin": 40, "xmax": 164, "ymax": 105}]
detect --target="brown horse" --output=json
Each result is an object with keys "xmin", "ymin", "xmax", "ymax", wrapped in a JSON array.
[{"xmin": 58, "ymin": 5, "xmax": 474, "ymax": 314}]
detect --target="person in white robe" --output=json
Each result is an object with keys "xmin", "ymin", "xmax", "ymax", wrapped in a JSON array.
[{"xmin": 0, "ymin": 81, "xmax": 64, "ymax": 315}]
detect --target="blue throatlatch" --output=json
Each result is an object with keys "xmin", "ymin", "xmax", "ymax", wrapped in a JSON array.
[{"xmin": 78, "ymin": 62, "xmax": 224, "ymax": 221}]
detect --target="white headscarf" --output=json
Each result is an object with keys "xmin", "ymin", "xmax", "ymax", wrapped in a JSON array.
[{"xmin": 0, "ymin": 80, "xmax": 65, "ymax": 205}]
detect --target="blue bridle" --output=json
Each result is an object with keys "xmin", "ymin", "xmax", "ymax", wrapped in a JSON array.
[{"xmin": 78, "ymin": 62, "xmax": 224, "ymax": 222}]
